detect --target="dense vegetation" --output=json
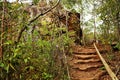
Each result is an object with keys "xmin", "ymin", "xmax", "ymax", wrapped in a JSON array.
[{"xmin": 0, "ymin": 0, "xmax": 120, "ymax": 80}]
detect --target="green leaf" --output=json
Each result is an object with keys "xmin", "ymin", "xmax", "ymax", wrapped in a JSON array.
[
  {"xmin": 24, "ymin": 59, "xmax": 28, "ymax": 63},
  {"xmin": 4, "ymin": 40, "xmax": 12, "ymax": 45},
  {"xmin": 5, "ymin": 64, "xmax": 10, "ymax": 73},
  {"xmin": 13, "ymin": 48, "xmax": 20, "ymax": 57},
  {"xmin": 0, "ymin": 62, "xmax": 5, "ymax": 68},
  {"xmin": 30, "ymin": 66, "xmax": 34, "ymax": 70},
  {"xmin": 100, "ymin": 66, "xmax": 105, "ymax": 70}
]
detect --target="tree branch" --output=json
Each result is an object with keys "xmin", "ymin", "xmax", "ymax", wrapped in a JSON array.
[{"xmin": 16, "ymin": 0, "xmax": 60, "ymax": 43}]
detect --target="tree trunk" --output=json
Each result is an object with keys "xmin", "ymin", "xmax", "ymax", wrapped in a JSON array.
[
  {"xmin": 116, "ymin": 12, "xmax": 120, "ymax": 42},
  {"xmin": 0, "ymin": 0, "xmax": 7, "ymax": 59},
  {"xmin": 94, "ymin": 14, "xmax": 96, "ymax": 42},
  {"xmin": 93, "ymin": 3, "xmax": 96, "ymax": 42}
]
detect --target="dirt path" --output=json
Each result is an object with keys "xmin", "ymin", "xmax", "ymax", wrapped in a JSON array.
[{"xmin": 68, "ymin": 45, "xmax": 111, "ymax": 80}]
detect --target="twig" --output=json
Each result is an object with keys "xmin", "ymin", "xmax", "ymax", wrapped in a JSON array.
[
  {"xmin": 115, "ymin": 65, "xmax": 120, "ymax": 76},
  {"xmin": 115, "ymin": 67, "xmax": 120, "ymax": 75},
  {"xmin": 63, "ymin": 50, "xmax": 71, "ymax": 80}
]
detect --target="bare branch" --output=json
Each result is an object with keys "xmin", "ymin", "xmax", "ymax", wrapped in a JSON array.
[
  {"xmin": 16, "ymin": 0, "xmax": 60, "ymax": 43},
  {"xmin": 28, "ymin": 0, "xmax": 60, "ymax": 24}
]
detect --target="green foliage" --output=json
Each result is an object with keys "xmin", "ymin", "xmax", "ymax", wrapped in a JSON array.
[
  {"xmin": 33, "ymin": 0, "xmax": 40, "ymax": 5},
  {"xmin": 62, "ymin": 0, "xmax": 76, "ymax": 9},
  {"xmin": 114, "ymin": 42, "xmax": 120, "ymax": 50},
  {"xmin": 42, "ymin": 72, "xmax": 52, "ymax": 80},
  {"xmin": 97, "ymin": 0, "xmax": 120, "ymax": 19},
  {"xmin": 100, "ymin": 66, "xmax": 105, "ymax": 70},
  {"xmin": 0, "ymin": 27, "xmax": 72, "ymax": 79},
  {"xmin": 0, "ymin": 1, "xmax": 73, "ymax": 80},
  {"xmin": 62, "ymin": 0, "xmax": 82, "ymax": 12}
]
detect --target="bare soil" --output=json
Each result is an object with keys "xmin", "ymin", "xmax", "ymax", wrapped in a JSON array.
[{"xmin": 101, "ymin": 50, "xmax": 120, "ymax": 80}]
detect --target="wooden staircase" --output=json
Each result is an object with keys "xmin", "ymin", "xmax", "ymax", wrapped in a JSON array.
[{"xmin": 68, "ymin": 45, "xmax": 111, "ymax": 80}]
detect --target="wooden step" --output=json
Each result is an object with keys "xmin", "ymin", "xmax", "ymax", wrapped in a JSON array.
[
  {"xmin": 73, "ymin": 54, "xmax": 99, "ymax": 59},
  {"xmin": 72, "ymin": 64, "xmax": 103, "ymax": 71},
  {"xmin": 73, "ymin": 51, "xmax": 96, "ymax": 55},
  {"xmin": 73, "ymin": 59, "xmax": 101, "ymax": 64},
  {"xmin": 69, "ymin": 61, "xmax": 102, "ymax": 67},
  {"xmin": 69, "ymin": 45, "xmax": 111, "ymax": 80},
  {"xmin": 70, "ymin": 68, "xmax": 106, "ymax": 80}
]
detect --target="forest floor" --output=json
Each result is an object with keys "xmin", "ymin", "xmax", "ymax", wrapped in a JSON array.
[{"xmin": 67, "ymin": 44, "xmax": 120, "ymax": 80}]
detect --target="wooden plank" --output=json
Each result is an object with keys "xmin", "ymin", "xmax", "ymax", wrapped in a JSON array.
[{"xmin": 93, "ymin": 43, "xmax": 118, "ymax": 80}]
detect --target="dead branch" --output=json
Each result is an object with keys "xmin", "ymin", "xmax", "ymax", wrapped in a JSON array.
[
  {"xmin": 115, "ymin": 66, "xmax": 120, "ymax": 76},
  {"xmin": 16, "ymin": 0, "xmax": 60, "ymax": 43},
  {"xmin": 115, "ymin": 63, "xmax": 120, "ymax": 76}
]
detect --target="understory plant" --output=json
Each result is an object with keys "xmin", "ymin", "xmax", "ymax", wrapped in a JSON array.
[{"xmin": 0, "ymin": 24, "xmax": 73, "ymax": 80}]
